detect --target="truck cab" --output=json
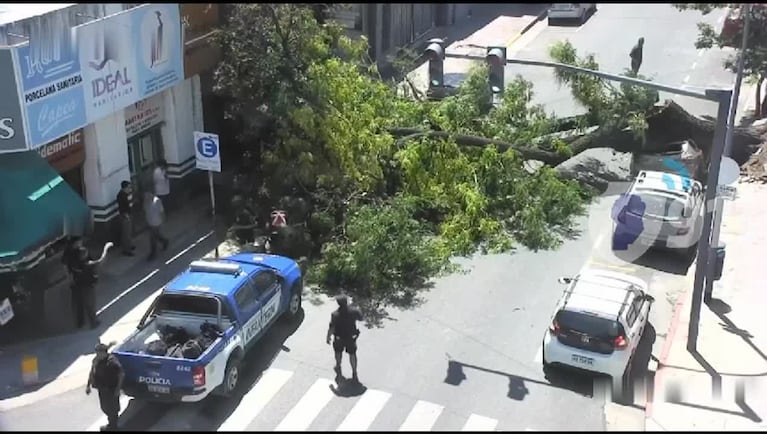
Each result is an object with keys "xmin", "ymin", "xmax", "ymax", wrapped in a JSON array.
[{"xmin": 113, "ymin": 253, "xmax": 303, "ymax": 402}]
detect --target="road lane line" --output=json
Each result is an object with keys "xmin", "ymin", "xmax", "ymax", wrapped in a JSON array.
[
  {"xmin": 579, "ymin": 232, "xmax": 605, "ymax": 274},
  {"xmin": 683, "ymin": 75, "xmax": 690, "ymax": 83},
  {"xmin": 398, "ymin": 400, "xmax": 444, "ymax": 431},
  {"xmin": 698, "ymin": 50, "xmax": 704, "ymax": 57},
  {"xmin": 533, "ymin": 345, "xmax": 543, "ymax": 364},
  {"xmin": 218, "ymin": 368, "xmax": 294, "ymax": 431},
  {"xmin": 274, "ymin": 378, "xmax": 335, "ymax": 431},
  {"xmin": 587, "ymin": 259, "xmax": 638, "ymax": 273},
  {"xmin": 336, "ymin": 389, "xmax": 391, "ymax": 431},
  {"xmin": 86, "ymin": 395, "xmax": 133, "ymax": 431},
  {"xmin": 691, "ymin": 62, "xmax": 697, "ymax": 70},
  {"xmin": 462, "ymin": 413, "xmax": 498, "ymax": 431}
]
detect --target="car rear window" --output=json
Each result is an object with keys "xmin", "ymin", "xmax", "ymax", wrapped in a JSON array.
[
  {"xmin": 556, "ymin": 310, "xmax": 622, "ymax": 339},
  {"xmin": 630, "ymin": 192, "xmax": 685, "ymax": 220},
  {"xmin": 154, "ymin": 294, "xmax": 230, "ymax": 318}
]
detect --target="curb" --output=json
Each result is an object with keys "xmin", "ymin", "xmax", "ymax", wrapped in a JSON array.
[
  {"xmin": 507, "ymin": 7, "xmax": 548, "ymax": 47},
  {"xmin": 645, "ymin": 264, "xmax": 697, "ymax": 420}
]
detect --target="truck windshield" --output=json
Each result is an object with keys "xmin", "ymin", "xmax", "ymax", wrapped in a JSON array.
[
  {"xmin": 631, "ymin": 192, "xmax": 685, "ymax": 220},
  {"xmin": 153, "ymin": 294, "xmax": 229, "ymax": 319}
]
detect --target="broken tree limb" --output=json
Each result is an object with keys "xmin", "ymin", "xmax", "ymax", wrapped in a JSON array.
[{"xmin": 387, "ymin": 127, "xmax": 567, "ymax": 165}]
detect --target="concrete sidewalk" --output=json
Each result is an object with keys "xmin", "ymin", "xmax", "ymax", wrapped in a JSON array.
[
  {"xmin": 0, "ymin": 193, "xmax": 226, "ymax": 406},
  {"xmin": 646, "ymin": 182, "xmax": 767, "ymax": 431}
]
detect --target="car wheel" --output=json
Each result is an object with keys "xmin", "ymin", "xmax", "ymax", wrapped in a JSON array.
[
  {"xmin": 281, "ymin": 284, "xmax": 303, "ymax": 322},
  {"xmin": 221, "ymin": 356, "xmax": 242, "ymax": 396}
]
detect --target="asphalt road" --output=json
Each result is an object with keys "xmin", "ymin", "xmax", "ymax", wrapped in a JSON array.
[
  {"xmin": 508, "ymin": 4, "xmax": 739, "ymax": 120},
  {"xmin": 0, "ymin": 5, "xmax": 730, "ymax": 432}
]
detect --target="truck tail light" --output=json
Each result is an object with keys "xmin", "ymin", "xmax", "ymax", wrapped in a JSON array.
[
  {"xmin": 677, "ymin": 227, "xmax": 689, "ymax": 235},
  {"xmin": 613, "ymin": 335, "xmax": 628, "ymax": 349},
  {"xmin": 193, "ymin": 366, "xmax": 206, "ymax": 386},
  {"xmin": 549, "ymin": 320, "xmax": 561, "ymax": 336}
]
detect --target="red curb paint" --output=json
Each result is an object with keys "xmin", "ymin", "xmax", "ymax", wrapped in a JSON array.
[{"xmin": 645, "ymin": 276, "xmax": 693, "ymax": 418}]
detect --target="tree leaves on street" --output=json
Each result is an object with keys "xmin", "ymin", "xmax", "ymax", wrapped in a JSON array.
[{"xmin": 214, "ymin": 4, "xmax": 589, "ymax": 323}]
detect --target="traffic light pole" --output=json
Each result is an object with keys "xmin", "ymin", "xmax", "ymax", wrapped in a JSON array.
[{"xmin": 440, "ymin": 51, "xmax": 733, "ymax": 351}]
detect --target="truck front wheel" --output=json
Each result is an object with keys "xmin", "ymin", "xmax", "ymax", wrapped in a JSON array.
[{"xmin": 221, "ymin": 357, "xmax": 242, "ymax": 396}]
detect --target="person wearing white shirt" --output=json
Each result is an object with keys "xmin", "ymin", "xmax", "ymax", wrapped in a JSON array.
[{"xmin": 153, "ymin": 159, "xmax": 170, "ymax": 209}]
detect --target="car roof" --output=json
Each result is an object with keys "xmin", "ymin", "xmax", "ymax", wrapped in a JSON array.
[
  {"xmin": 632, "ymin": 170, "xmax": 696, "ymax": 196},
  {"xmin": 164, "ymin": 260, "xmax": 265, "ymax": 297},
  {"xmin": 562, "ymin": 269, "xmax": 646, "ymax": 318}
]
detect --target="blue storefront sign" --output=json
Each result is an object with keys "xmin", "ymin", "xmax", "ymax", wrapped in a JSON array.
[
  {"xmin": 14, "ymin": 41, "xmax": 88, "ymax": 149},
  {"xmin": 131, "ymin": 3, "xmax": 184, "ymax": 99}
]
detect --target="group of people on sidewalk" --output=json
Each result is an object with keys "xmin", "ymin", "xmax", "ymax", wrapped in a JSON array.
[{"xmin": 116, "ymin": 159, "xmax": 172, "ymax": 261}]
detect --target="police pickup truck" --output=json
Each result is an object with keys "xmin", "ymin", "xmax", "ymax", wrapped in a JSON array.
[{"xmin": 112, "ymin": 253, "xmax": 303, "ymax": 402}]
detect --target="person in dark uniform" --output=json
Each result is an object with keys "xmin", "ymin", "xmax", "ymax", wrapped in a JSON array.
[
  {"xmin": 116, "ymin": 181, "xmax": 135, "ymax": 256},
  {"xmin": 86, "ymin": 341, "xmax": 124, "ymax": 431},
  {"xmin": 326, "ymin": 295, "xmax": 363, "ymax": 383},
  {"xmin": 62, "ymin": 236, "xmax": 84, "ymax": 326},
  {"xmin": 630, "ymin": 37, "xmax": 644, "ymax": 75},
  {"xmin": 71, "ymin": 242, "xmax": 113, "ymax": 329}
]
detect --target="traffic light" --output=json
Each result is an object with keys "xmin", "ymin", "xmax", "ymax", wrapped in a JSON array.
[
  {"xmin": 486, "ymin": 47, "xmax": 507, "ymax": 94},
  {"xmin": 425, "ymin": 38, "xmax": 445, "ymax": 89}
]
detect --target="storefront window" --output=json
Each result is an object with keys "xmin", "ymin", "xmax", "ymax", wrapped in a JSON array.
[{"xmin": 140, "ymin": 135, "xmax": 155, "ymax": 168}]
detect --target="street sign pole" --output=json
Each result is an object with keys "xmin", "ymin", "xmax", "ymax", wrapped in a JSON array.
[
  {"xmin": 208, "ymin": 170, "xmax": 218, "ymax": 259},
  {"xmin": 195, "ymin": 131, "xmax": 222, "ymax": 259}
]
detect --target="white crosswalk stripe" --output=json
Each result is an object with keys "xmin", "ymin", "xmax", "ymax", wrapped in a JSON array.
[
  {"xmin": 274, "ymin": 378, "xmax": 335, "ymax": 431},
  {"xmin": 462, "ymin": 414, "xmax": 498, "ymax": 431},
  {"xmin": 86, "ymin": 395, "xmax": 133, "ymax": 431},
  {"xmin": 336, "ymin": 389, "xmax": 391, "ymax": 431},
  {"xmin": 398, "ymin": 400, "xmax": 444, "ymax": 431},
  {"xmin": 218, "ymin": 368, "xmax": 293, "ymax": 432},
  {"xmin": 83, "ymin": 369, "xmax": 504, "ymax": 432}
]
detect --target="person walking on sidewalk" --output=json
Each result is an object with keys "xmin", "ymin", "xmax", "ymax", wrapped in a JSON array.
[
  {"xmin": 326, "ymin": 294, "xmax": 363, "ymax": 383},
  {"xmin": 116, "ymin": 181, "xmax": 135, "ymax": 256},
  {"xmin": 71, "ymin": 242, "xmax": 113, "ymax": 329},
  {"xmin": 143, "ymin": 191, "xmax": 169, "ymax": 261},
  {"xmin": 152, "ymin": 159, "xmax": 171, "ymax": 211},
  {"xmin": 86, "ymin": 341, "xmax": 124, "ymax": 431}
]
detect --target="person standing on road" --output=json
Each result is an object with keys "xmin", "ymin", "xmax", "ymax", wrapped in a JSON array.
[
  {"xmin": 152, "ymin": 159, "xmax": 171, "ymax": 211},
  {"xmin": 71, "ymin": 242, "xmax": 114, "ymax": 329},
  {"xmin": 143, "ymin": 191, "xmax": 169, "ymax": 261},
  {"xmin": 86, "ymin": 341, "xmax": 124, "ymax": 431},
  {"xmin": 116, "ymin": 181, "xmax": 135, "ymax": 257},
  {"xmin": 630, "ymin": 37, "xmax": 644, "ymax": 75},
  {"xmin": 326, "ymin": 294, "xmax": 363, "ymax": 383}
]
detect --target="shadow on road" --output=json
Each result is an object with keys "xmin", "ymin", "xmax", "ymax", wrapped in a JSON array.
[
  {"xmin": 0, "ymin": 222, "xmax": 225, "ymax": 400},
  {"xmin": 119, "ymin": 310, "xmax": 306, "ymax": 431},
  {"xmin": 615, "ymin": 246, "xmax": 695, "ymax": 276}
]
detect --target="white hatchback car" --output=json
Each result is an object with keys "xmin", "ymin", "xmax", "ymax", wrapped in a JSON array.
[{"xmin": 542, "ymin": 269, "xmax": 654, "ymax": 390}]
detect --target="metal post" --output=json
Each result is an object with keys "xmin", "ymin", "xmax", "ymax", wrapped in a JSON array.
[
  {"xmin": 688, "ymin": 89, "xmax": 732, "ymax": 352},
  {"xmin": 208, "ymin": 170, "xmax": 219, "ymax": 259},
  {"xmin": 706, "ymin": 3, "xmax": 751, "ymax": 299}
]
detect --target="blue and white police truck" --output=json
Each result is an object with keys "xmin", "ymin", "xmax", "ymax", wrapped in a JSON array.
[{"xmin": 112, "ymin": 253, "xmax": 303, "ymax": 402}]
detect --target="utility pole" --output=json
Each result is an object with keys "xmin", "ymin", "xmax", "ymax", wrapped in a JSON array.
[{"xmin": 705, "ymin": 3, "xmax": 751, "ymax": 302}]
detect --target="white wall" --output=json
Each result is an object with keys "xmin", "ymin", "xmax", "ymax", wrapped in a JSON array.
[
  {"xmin": 83, "ymin": 110, "xmax": 130, "ymax": 222},
  {"xmin": 161, "ymin": 76, "xmax": 202, "ymax": 179}
]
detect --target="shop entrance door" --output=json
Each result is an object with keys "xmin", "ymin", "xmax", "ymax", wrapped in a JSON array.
[{"xmin": 127, "ymin": 128, "xmax": 164, "ymax": 233}]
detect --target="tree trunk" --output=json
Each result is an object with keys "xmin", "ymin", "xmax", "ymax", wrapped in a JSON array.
[{"xmin": 756, "ymin": 76, "xmax": 763, "ymax": 118}]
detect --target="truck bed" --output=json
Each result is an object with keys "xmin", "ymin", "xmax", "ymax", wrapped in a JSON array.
[{"xmin": 116, "ymin": 313, "xmax": 232, "ymax": 358}]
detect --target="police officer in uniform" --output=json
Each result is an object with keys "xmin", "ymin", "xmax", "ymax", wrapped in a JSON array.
[
  {"xmin": 86, "ymin": 341, "xmax": 124, "ymax": 431},
  {"xmin": 71, "ymin": 242, "xmax": 113, "ymax": 329},
  {"xmin": 326, "ymin": 295, "xmax": 363, "ymax": 383}
]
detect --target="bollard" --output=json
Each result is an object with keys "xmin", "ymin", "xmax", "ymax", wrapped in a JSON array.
[{"xmin": 21, "ymin": 355, "xmax": 38, "ymax": 385}]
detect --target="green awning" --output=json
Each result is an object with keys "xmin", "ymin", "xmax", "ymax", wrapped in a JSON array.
[{"xmin": 0, "ymin": 151, "xmax": 91, "ymax": 271}]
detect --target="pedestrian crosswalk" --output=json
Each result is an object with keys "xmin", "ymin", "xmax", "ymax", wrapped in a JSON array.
[{"xmin": 92, "ymin": 367, "xmax": 515, "ymax": 432}]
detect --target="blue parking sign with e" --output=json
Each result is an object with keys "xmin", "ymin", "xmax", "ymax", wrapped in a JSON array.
[{"xmin": 197, "ymin": 137, "xmax": 218, "ymax": 158}]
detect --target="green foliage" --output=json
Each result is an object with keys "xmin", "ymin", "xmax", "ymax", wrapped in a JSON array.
[
  {"xmin": 548, "ymin": 40, "xmax": 659, "ymax": 139},
  {"xmin": 215, "ymin": 4, "xmax": 590, "ymax": 322},
  {"xmin": 673, "ymin": 4, "xmax": 767, "ymax": 83}
]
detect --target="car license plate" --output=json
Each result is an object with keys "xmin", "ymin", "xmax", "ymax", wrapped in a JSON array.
[
  {"xmin": 571, "ymin": 354, "xmax": 594, "ymax": 366},
  {"xmin": 147, "ymin": 385, "xmax": 170, "ymax": 394}
]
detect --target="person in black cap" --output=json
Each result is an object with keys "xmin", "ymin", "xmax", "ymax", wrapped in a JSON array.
[
  {"xmin": 86, "ymin": 341, "xmax": 123, "ymax": 431},
  {"xmin": 116, "ymin": 181, "xmax": 135, "ymax": 256},
  {"xmin": 326, "ymin": 294, "xmax": 363, "ymax": 383}
]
